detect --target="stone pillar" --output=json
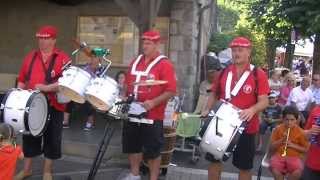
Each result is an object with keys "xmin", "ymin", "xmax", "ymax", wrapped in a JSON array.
[{"xmin": 169, "ymin": 0, "xmax": 198, "ymax": 112}]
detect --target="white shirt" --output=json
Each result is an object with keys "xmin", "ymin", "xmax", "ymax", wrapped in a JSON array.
[
  {"xmin": 310, "ymin": 85, "xmax": 320, "ymax": 105},
  {"xmin": 287, "ymin": 86, "xmax": 314, "ymax": 111}
]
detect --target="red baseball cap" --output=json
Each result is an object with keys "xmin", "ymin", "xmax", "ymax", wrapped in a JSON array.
[
  {"xmin": 142, "ymin": 30, "xmax": 161, "ymax": 42},
  {"xmin": 229, "ymin": 37, "xmax": 251, "ymax": 48},
  {"xmin": 36, "ymin": 25, "xmax": 58, "ymax": 39}
]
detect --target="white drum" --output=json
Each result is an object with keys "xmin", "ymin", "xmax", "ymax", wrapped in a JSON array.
[
  {"xmin": 85, "ymin": 76, "xmax": 119, "ymax": 112},
  {"xmin": 200, "ymin": 100, "xmax": 246, "ymax": 161},
  {"xmin": 0, "ymin": 89, "xmax": 48, "ymax": 136},
  {"xmin": 58, "ymin": 66, "xmax": 92, "ymax": 103}
]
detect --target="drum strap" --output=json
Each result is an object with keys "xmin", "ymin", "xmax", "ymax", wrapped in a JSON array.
[
  {"xmin": 25, "ymin": 51, "xmax": 38, "ymax": 86},
  {"xmin": 25, "ymin": 51, "xmax": 58, "ymax": 85},
  {"xmin": 44, "ymin": 54, "xmax": 58, "ymax": 84}
]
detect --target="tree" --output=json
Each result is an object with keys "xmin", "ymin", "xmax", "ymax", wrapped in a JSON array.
[
  {"xmin": 244, "ymin": 0, "xmax": 293, "ymax": 70},
  {"xmin": 283, "ymin": 0, "xmax": 320, "ymax": 74}
]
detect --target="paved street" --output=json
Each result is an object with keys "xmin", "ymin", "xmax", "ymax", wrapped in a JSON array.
[{"xmin": 16, "ymin": 112, "xmax": 273, "ymax": 180}]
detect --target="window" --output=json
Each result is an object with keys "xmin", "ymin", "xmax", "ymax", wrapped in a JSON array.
[{"xmin": 77, "ymin": 16, "xmax": 169, "ymax": 66}]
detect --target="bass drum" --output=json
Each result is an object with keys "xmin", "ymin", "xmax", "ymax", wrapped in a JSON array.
[{"xmin": 0, "ymin": 89, "xmax": 48, "ymax": 137}]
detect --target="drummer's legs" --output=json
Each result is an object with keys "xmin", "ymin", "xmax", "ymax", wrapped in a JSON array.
[
  {"xmin": 147, "ymin": 157, "xmax": 161, "ymax": 180},
  {"xmin": 208, "ymin": 162, "xmax": 222, "ymax": 180},
  {"xmin": 128, "ymin": 153, "xmax": 143, "ymax": 175},
  {"xmin": 233, "ymin": 133, "xmax": 256, "ymax": 180},
  {"xmin": 238, "ymin": 170, "xmax": 252, "ymax": 180}
]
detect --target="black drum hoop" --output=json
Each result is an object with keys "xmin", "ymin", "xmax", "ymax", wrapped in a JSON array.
[{"xmin": 0, "ymin": 89, "xmax": 14, "ymax": 123}]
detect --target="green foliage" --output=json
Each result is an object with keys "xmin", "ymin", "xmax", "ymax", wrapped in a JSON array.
[
  {"xmin": 217, "ymin": 5, "xmax": 239, "ymax": 32},
  {"xmin": 283, "ymin": 0, "xmax": 320, "ymax": 35},
  {"xmin": 207, "ymin": 32, "xmax": 233, "ymax": 53}
]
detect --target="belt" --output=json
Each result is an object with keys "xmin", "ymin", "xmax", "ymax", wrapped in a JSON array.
[{"xmin": 128, "ymin": 117, "xmax": 154, "ymax": 124}]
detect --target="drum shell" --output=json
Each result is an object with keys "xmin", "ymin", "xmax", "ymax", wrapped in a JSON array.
[
  {"xmin": 85, "ymin": 77, "xmax": 119, "ymax": 111},
  {"xmin": 0, "ymin": 89, "xmax": 48, "ymax": 136},
  {"xmin": 200, "ymin": 101, "xmax": 243, "ymax": 161},
  {"xmin": 58, "ymin": 66, "xmax": 92, "ymax": 103}
]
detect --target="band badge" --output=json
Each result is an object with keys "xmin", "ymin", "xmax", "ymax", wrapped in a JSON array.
[
  {"xmin": 51, "ymin": 70, "xmax": 56, "ymax": 78},
  {"xmin": 243, "ymin": 84, "xmax": 252, "ymax": 94}
]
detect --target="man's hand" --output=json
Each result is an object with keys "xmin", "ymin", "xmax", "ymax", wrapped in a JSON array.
[
  {"xmin": 35, "ymin": 84, "xmax": 48, "ymax": 92},
  {"xmin": 310, "ymin": 125, "xmax": 320, "ymax": 135},
  {"xmin": 200, "ymin": 109, "xmax": 210, "ymax": 118},
  {"xmin": 239, "ymin": 107, "xmax": 256, "ymax": 121},
  {"xmin": 143, "ymin": 100, "xmax": 156, "ymax": 111}
]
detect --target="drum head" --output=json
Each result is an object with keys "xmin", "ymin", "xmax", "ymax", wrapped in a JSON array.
[
  {"xmin": 86, "ymin": 94, "xmax": 110, "ymax": 112},
  {"xmin": 59, "ymin": 86, "xmax": 85, "ymax": 104},
  {"xmin": 28, "ymin": 93, "xmax": 48, "ymax": 136}
]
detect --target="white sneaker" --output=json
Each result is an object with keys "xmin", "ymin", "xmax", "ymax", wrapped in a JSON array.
[
  {"xmin": 83, "ymin": 122, "xmax": 94, "ymax": 131},
  {"xmin": 119, "ymin": 173, "xmax": 141, "ymax": 180}
]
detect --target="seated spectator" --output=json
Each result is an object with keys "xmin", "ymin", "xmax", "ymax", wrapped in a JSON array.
[
  {"xmin": 310, "ymin": 73, "xmax": 320, "ymax": 105},
  {"xmin": 256, "ymin": 92, "xmax": 282, "ymax": 152},
  {"xmin": 268, "ymin": 70, "xmax": 282, "ymax": 96},
  {"xmin": 270, "ymin": 106, "xmax": 309, "ymax": 180},
  {"xmin": 0, "ymin": 123, "xmax": 24, "ymax": 180},
  {"xmin": 278, "ymin": 73, "xmax": 296, "ymax": 106},
  {"xmin": 287, "ymin": 76, "xmax": 313, "ymax": 123}
]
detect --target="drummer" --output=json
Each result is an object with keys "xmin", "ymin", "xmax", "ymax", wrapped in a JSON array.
[
  {"xmin": 202, "ymin": 37, "xmax": 270, "ymax": 180},
  {"xmin": 120, "ymin": 30, "xmax": 177, "ymax": 180},
  {"xmin": 15, "ymin": 25, "xmax": 70, "ymax": 180}
]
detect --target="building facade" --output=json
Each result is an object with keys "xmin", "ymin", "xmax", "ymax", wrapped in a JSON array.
[{"xmin": 0, "ymin": 0, "xmax": 215, "ymax": 111}]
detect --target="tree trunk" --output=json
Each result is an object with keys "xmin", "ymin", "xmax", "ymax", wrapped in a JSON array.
[
  {"xmin": 284, "ymin": 34, "xmax": 295, "ymax": 69},
  {"xmin": 313, "ymin": 33, "xmax": 320, "ymax": 74},
  {"xmin": 266, "ymin": 39, "xmax": 277, "ymax": 73}
]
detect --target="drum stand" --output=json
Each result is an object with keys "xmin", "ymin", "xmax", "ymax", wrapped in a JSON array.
[{"xmin": 87, "ymin": 115, "xmax": 116, "ymax": 180}]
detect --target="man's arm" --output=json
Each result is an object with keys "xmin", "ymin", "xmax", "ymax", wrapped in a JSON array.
[
  {"xmin": 17, "ymin": 82, "xmax": 26, "ymax": 89},
  {"xmin": 200, "ymin": 92, "xmax": 218, "ymax": 117},
  {"xmin": 239, "ymin": 94, "xmax": 269, "ymax": 121},
  {"xmin": 143, "ymin": 91, "xmax": 175, "ymax": 110},
  {"xmin": 35, "ymin": 82, "xmax": 59, "ymax": 93}
]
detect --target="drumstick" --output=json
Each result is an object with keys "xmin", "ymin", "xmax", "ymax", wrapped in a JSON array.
[{"xmin": 72, "ymin": 38, "xmax": 93, "ymax": 57}]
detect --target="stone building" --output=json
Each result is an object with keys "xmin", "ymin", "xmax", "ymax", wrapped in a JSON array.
[{"xmin": 0, "ymin": 0, "xmax": 216, "ymax": 111}]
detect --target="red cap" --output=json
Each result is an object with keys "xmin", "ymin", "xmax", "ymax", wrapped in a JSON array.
[
  {"xmin": 142, "ymin": 30, "xmax": 161, "ymax": 42},
  {"xmin": 229, "ymin": 37, "xmax": 251, "ymax": 48},
  {"xmin": 36, "ymin": 25, "xmax": 58, "ymax": 39}
]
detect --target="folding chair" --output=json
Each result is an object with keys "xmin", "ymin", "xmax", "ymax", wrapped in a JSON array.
[{"xmin": 175, "ymin": 113, "xmax": 202, "ymax": 163}]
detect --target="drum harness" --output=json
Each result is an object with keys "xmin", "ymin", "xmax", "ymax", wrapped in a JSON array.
[
  {"xmin": 127, "ymin": 54, "xmax": 167, "ymax": 125},
  {"xmin": 200, "ymin": 64, "xmax": 259, "ymax": 161}
]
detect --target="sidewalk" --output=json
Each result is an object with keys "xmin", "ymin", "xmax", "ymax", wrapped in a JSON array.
[{"xmin": 15, "ymin": 111, "xmax": 273, "ymax": 180}]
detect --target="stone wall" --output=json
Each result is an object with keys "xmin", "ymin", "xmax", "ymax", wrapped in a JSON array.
[{"xmin": 170, "ymin": 0, "xmax": 214, "ymax": 111}]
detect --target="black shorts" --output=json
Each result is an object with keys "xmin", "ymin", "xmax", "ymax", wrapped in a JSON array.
[
  {"xmin": 205, "ymin": 133, "xmax": 256, "ymax": 170},
  {"xmin": 122, "ymin": 120, "xmax": 164, "ymax": 159},
  {"xmin": 23, "ymin": 107, "xmax": 63, "ymax": 160},
  {"xmin": 301, "ymin": 166, "xmax": 320, "ymax": 180}
]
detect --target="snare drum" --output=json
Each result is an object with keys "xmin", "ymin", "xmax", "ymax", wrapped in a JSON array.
[
  {"xmin": 58, "ymin": 66, "xmax": 92, "ymax": 103},
  {"xmin": 200, "ymin": 100, "xmax": 246, "ymax": 161},
  {"xmin": 107, "ymin": 98, "xmax": 126, "ymax": 119},
  {"xmin": 85, "ymin": 76, "xmax": 119, "ymax": 111},
  {"xmin": 0, "ymin": 89, "xmax": 48, "ymax": 136}
]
